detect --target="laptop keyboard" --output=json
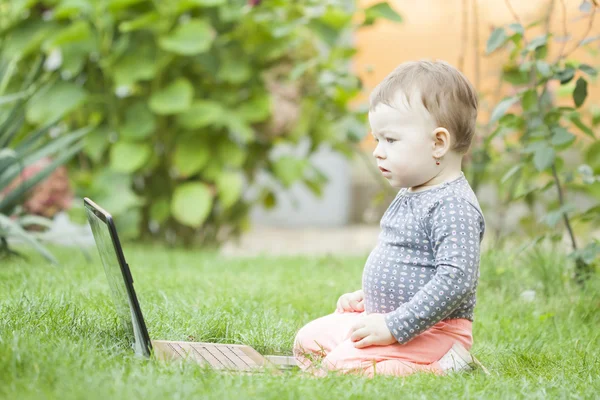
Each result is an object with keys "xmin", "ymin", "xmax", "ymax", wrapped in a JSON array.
[{"xmin": 166, "ymin": 342, "xmax": 259, "ymax": 370}]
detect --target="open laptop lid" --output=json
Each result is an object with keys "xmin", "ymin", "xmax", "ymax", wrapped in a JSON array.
[{"xmin": 83, "ymin": 197, "xmax": 152, "ymax": 357}]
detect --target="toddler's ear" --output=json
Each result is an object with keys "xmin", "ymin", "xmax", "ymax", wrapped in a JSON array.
[{"xmin": 432, "ymin": 127, "xmax": 451, "ymax": 156}]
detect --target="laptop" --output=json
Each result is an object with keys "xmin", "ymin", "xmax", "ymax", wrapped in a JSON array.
[{"xmin": 83, "ymin": 197, "xmax": 296, "ymax": 371}]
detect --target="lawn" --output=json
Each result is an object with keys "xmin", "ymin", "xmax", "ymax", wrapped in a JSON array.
[{"xmin": 1, "ymin": 244, "xmax": 599, "ymax": 399}]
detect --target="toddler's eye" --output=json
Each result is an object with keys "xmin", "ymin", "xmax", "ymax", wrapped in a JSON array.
[{"xmin": 386, "ymin": 138, "xmax": 396, "ymax": 144}]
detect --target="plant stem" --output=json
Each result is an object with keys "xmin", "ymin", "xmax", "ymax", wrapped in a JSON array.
[
  {"xmin": 472, "ymin": 0, "xmax": 481, "ymax": 90},
  {"xmin": 558, "ymin": 3, "xmax": 597, "ymax": 61},
  {"xmin": 551, "ymin": 164, "xmax": 577, "ymax": 250},
  {"xmin": 457, "ymin": 0, "xmax": 468, "ymax": 72},
  {"xmin": 550, "ymin": 163, "xmax": 591, "ymax": 285}
]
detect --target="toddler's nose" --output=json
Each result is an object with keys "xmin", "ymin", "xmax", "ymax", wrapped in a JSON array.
[{"xmin": 373, "ymin": 143, "xmax": 385, "ymax": 159}]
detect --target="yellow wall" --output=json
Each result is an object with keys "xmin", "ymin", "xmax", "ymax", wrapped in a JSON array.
[{"xmin": 354, "ymin": 0, "xmax": 599, "ymax": 147}]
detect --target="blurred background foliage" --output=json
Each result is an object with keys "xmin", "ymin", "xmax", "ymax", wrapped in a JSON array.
[
  {"xmin": 472, "ymin": 0, "xmax": 600, "ymax": 283},
  {"xmin": 1, "ymin": 0, "xmax": 599, "ymax": 281},
  {"xmin": 0, "ymin": 0, "xmax": 401, "ymax": 247}
]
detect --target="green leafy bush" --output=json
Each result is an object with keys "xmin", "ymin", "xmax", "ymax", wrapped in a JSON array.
[
  {"xmin": 1, "ymin": 0, "xmax": 401, "ymax": 245},
  {"xmin": 0, "ymin": 54, "xmax": 89, "ymax": 264},
  {"xmin": 483, "ymin": 3, "xmax": 600, "ymax": 283}
]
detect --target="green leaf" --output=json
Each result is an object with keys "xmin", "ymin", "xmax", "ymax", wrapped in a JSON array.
[
  {"xmin": 363, "ymin": 2, "xmax": 403, "ymax": 26},
  {"xmin": 118, "ymin": 12, "xmax": 161, "ymax": 32},
  {"xmin": 307, "ymin": 20, "xmax": 340, "ymax": 47},
  {"xmin": 177, "ymin": 0, "xmax": 225, "ymax": 10},
  {"xmin": 555, "ymin": 67, "xmax": 575, "ymax": 84},
  {"xmin": 508, "ymin": 23, "xmax": 524, "ymax": 35},
  {"xmin": 149, "ymin": 78, "xmax": 193, "ymax": 115},
  {"xmin": 544, "ymin": 110, "xmax": 561, "ymax": 126},
  {"xmin": 580, "ymin": 0, "xmax": 593, "ymax": 13},
  {"xmin": 573, "ymin": 77, "xmax": 588, "ymax": 108},
  {"xmin": 17, "ymin": 215, "xmax": 54, "ymax": 229},
  {"xmin": 0, "ymin": 129, "xmax": 89, "ymax": 212},
  {"xmin": 121, "ymin": 102, "xmax": 155, "ymax": 140},
  {"xmin": 44, "ymin": 20, "xmax": 91, "ymax": 49},
  {"xmin": 501, "ymin": 164, "xmax": 523, "ymax": 184},
  {"xmin": 486, "ymin": 27, "xmax": 507, "ymax": 54},
  {"xmin": 569, "ymin": 241, "xmax": 600, "ymax": 265},
  {"xmin": 176, "ymin": 100, "xmax": 225, "ymax": 129},
  {"xmin": 26, "ymin": 81, "xmax": 87, "ymax": 125},
  {"xmin": 90, "ymin": 171, "xmax": 142, "ymax": 215},
  {"xmin": 109, "ymin": 142, "xmax": 151, "ymax": 172},
  {"xmin": 216, "ymin": 171, "xmax": 243, "ymax": 209},
  {"xmin": 320, "ymin": 6, "xmax": 353, "ymax": 29},
  {"xmin": 569, "ymin": 112, "xmax": 595, "ymax": 138},
  {"xmin": 171, "ymin": 182, "xmax": 213, "ymax": 228},
  {"xmin": 542, "ymin": 204, "xmax": 575, "ymax": 227},
  {"xmin": 1, "ymin": 126, "xmax": 90, "ymax": 190},
  {"xmin": 272, "ymin": 156, "xmax": 308, "ymax": 187},
  {"xmin": 535, "ymin": 44, "xmax": 548, "ymax": 60},
  {"xmin": 60, "ymin": 40, "xmax": 94, "ymax": 77},
  {"xmin": 522, "ymin": 89, "xmax": 538, "ymax": 112},
  {"xmin": 550, "ymin": 126, "xmax": 576, "ymax": 146},
  {"xmin": 303, "ymin": 166, "xmax": 328, "ymax": 197},
  {"xmin": 502, "ymin": 67, "xmax": 530, "ymax": 85},
  {"xmin": 150, "ymin": 197, "xmax": 171, "ymax": 224},
  {"xmin": 217, "ymin": 60, "xmax": 252, "ymax": 84},
  {"xmin": 113, "ymin": 207, "xmax": 142, "ymax": 240},
  {"xmin": 0, "ymin": 149, "xmax": 17, "ymax": 173},
  {"xmin": 490, "ymin": 96, "xmax": 519, "ymax": 123},
  {"xmin": 112, "ymin": 49, "xmax": 157, "ymax": 86},
  {"xmin": 0, "ymin": 214, "xmax": 58, "ymax": 265},
  {"xmin": 522, "ymin": 141, "xmax": 547, "ymax": 154},
  {"xmin": 581, "ymin": 34, "xmax": 600, "ymax": 45},
  {"xmin": 84, "ymin": 126, "xmax": 110, "ymax": 163},
  {"xmin": 533, "ymin": 144, "xmax": 555, "ymax": 171},
  {"xmin": 108, "ymin": 0, "xmax": 147, "ymax": 12},
  {"xmin": 159, "ymin": 19, "xmax": 215, "ymax": 55},
  {"xmin": 225, "ymin": 116, "xmax": 254, "ymax": 143},
  {"xmin": 526, "ymin": 35, "xmax": 548, "ymax": 51},
  {"xmin": 172, "ymin": 136, "xmax": 210, "ymax": 177},
  {"xmin": 54, "ymin": 0, "xmax": 93, "ymax": 19},
  {"xmin": 535, "ymin": 60, "xmax": 552, "ymax": 77},
  {"xmin": 579, "ymin": 64, "xmax": 598, "ymax": 77},
  {"xmin": 585, "ymin": 141, "xmax": 600, "ymax": 170},
  {"xmin": 0, "ymin": 90, "xmax": 32, "ymax": 107},
  {"xmin": 3, "ymin": 20, "xmax": 59, "ymax": 59},
  {"xmin": 262, "ymin": 190, "xmax": 276, "ymax": 209},
  {"xmin": 236, "ymin": 95, "xmax": 271, "ymax": 123}
]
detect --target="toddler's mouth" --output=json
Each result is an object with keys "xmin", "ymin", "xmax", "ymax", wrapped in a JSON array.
[{"xmin": 379, "ymin": 166, "xmax": 390, "ymax": 173}]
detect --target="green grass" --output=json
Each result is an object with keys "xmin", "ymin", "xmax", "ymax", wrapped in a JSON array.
[{"xmin": 1, "ymin": 244, "xmax": 599, "ymax": 399}]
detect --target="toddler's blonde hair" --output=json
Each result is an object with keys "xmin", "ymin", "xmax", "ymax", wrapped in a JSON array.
[{"xmin": 369, "ymin": 60, "xmax": 478, "ymax": 155}]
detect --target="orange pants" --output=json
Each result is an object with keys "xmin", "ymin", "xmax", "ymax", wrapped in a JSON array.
[{"xmin": 293, "ymin": 311, "xmax": 473, "ymax": 377}]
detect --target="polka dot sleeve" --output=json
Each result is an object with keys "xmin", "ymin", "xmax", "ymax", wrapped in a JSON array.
[{"xmin": 383, "ymin": 195, "xmax": 484, "ymax": 345}]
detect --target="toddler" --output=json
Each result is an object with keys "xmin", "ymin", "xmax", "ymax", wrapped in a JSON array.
[{"xmin": 293, "ymin": 60, "xmax": 486, "ymax": 377}]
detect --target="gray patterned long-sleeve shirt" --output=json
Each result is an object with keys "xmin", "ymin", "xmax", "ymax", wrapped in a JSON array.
[{"xmin": 362, "ymin": 172, "xmax": 485, "ymax": 344}]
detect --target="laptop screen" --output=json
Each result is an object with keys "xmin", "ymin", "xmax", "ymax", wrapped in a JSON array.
[{"xmin": 85, "ymin": 204, "xmax": 151, "ymax": 356}]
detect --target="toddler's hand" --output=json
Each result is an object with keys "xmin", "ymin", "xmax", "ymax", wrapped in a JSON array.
[
  {"xmin": 336, "ymin": 290, "xmax": 365, "ymax": 313},
  {"xmin": 349, "ymin": 313, "xmax": 396, "ymax": 348}
]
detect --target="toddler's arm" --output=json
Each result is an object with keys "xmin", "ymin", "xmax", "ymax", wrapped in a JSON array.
[{"xmin": 384, "ymin": 195, "xmax": 484, "ymax": 345}]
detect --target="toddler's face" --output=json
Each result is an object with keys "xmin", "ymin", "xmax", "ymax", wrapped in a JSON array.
[{"xmin": 369, "ymin": 92, "xmax": 439, "ymax": 189}]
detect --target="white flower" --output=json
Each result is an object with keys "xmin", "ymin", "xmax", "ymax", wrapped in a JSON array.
[
  {"xmin": 60, "ymin": 70, "xmax": 73, "ymax": 80},
  {"xmin": 108, "ymin": 131, "xmax": 118, "ymax": 143},
  {"xmin": 44, "ymin": 48, "xmax": 63, "ymax": 71},
  {"xmin": 520, "ymin": 290, "xmax": 536, "ymax": 302},
  {"xmin": 42, "ymin": 10, "xmax": 54, "ymax": 20},
  {"xmin": 115, "ymin": 85, "xmax": 132, "ymax": 98},
  {"xmin": 49, "ymin": 126, "xmax": 63, "ymax": 138}
]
